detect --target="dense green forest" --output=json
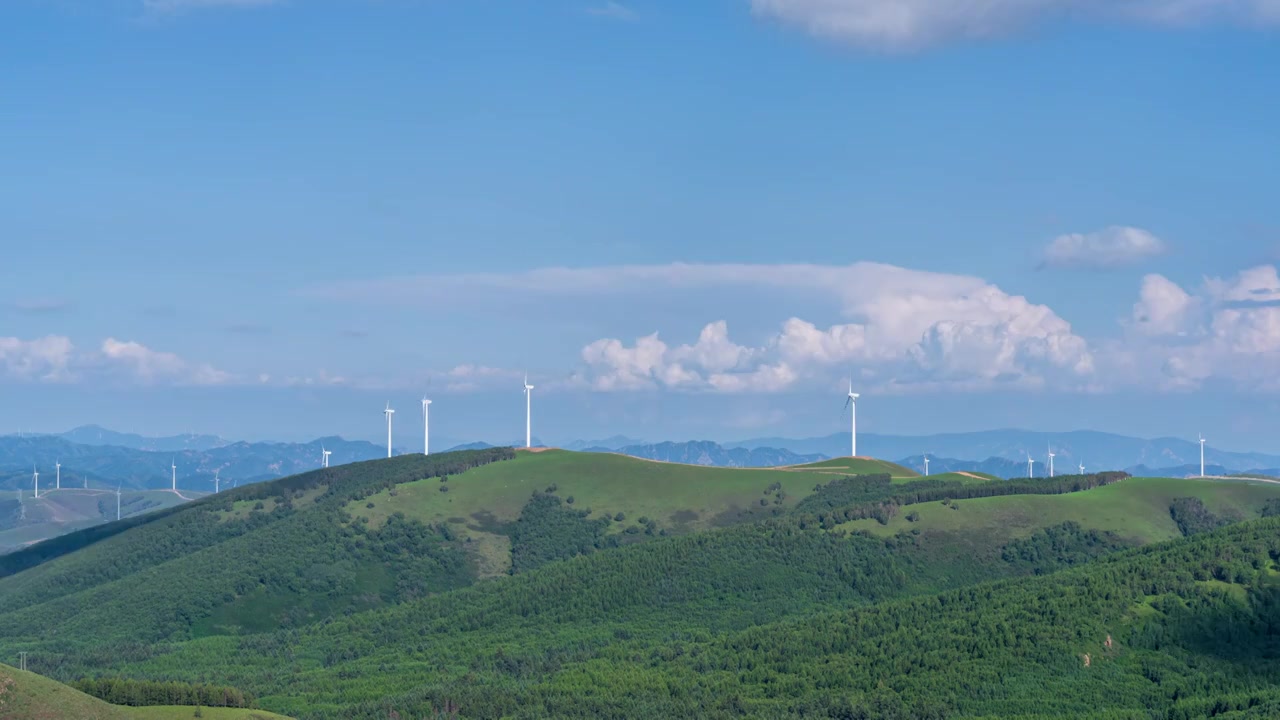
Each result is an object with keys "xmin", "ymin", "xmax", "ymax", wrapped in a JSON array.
[{"xmin": 3, "ymin": 450, "xmax": 1280, "ymax": 718}]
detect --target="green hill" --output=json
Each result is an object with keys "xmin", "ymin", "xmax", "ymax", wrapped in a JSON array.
[
  {"xmin": 7, "ymin": 450, "xmax": 1280, "ymax": 718},
  {"xmin": 0, "ymin": 449, "xmax": 928, "ymax": 642},
  {"xmin": 840, "ymin": 475, "xmax": 1280, "ymax": 544},
  {"xmin": 0, "ymin": 663, "xmax": 128, "ymax": 719},
  {"xmin": 789, "ymin": 456, "xmax": 919, "ymax": 477},
  {"xmin": 0, "ymin": 489, "xmax": 196, "ymax": 555}
]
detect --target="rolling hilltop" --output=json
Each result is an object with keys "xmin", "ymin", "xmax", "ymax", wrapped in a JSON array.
[{"xmin": 3, "ymin": 447, "xmax": 1280, "ymax": 717}]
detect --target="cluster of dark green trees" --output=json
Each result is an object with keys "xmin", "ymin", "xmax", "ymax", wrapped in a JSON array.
[
  {"xmin": 73, "ymin": 677, "xmax": 255, "ymax": 708},
  {"xmin": 799, "ymin": 471, "xmax": 1130, "ymax": 529}
]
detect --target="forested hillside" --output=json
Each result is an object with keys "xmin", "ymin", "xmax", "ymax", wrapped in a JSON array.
[{"xmin": 4, "ymin": 450, "xmax": 1280, "ymax": 718}]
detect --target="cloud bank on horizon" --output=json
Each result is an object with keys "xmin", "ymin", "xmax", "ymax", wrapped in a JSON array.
[{"xmin": 7, "ymin": 219, "xmax": 1280, "ymax": 398}]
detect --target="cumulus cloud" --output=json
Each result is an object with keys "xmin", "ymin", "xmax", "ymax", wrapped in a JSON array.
[
  {"xmin": 1115, "ymin": 265, "xmax": 1280, "ymax": 391},
  {"xmin": 0, "ymin": 336, "xmax": 76, "ymax": 382},
  {"xmin": 1041, "ymin": 226, "xmax": 1168, "ymax": 270},
  {"xmin": 748, "ymin": 0, "xmax": 1280, "ymax": 50},
  {"xmin": 1131, "ymin": 273, "xmax": 1196, "ymax": 336},
  {"xmin": 576, "ymin": 263, "xmax": 1094, "ymax": 393}
]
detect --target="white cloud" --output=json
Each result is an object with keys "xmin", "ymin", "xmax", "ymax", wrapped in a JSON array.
[
  {"xmin": 100, "ymin": 338, "xmax": 234, "ymax": 386},
  {"xmin": 0, "ymin": 336, "xmax": 76, "ymax": 382},
  {"xmin": 1131, "ymin": 273, "xmax": 1196, "ymax": 336},
  {"xmin": 1041, "ymin": 226, "xmax": 1168, "ymax": 270},
  {"xmin": 325, "ymin": 261, "xmax": 1094, "ymax": 394},
  {"xmin": 748, "ymin": 0, "xmax": 1280, "ymax": 50},
  {"xmin": 577, "ymin": 263, "xmax": 1094, "ymax": 394},
  {"xmin": 1114, "ymin": 265, "xmax": 1280, "ymax": 391}
]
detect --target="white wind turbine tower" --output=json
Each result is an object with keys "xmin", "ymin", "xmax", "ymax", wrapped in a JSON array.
[
  {"xmin": 923, "ymin": 454, "xmax": 930, "ymax": 476},
  {"xmin": 171, "ymin": 458, "xmax": 177, "ymax": 492},
  {"xmin": 1079, "ymin": 460, "xmax": 1085, "ymax": 474},
  {"xmin": 322, "ymin": 445, "xmax": 332, "ymax": 468},
  {"xmin": 843, "ymin": 381, "xmax": 859, "ymax": 457},
  {"xmin": 384, "ymin": 403, "xmax": 395, "ymax": 458},
  {"xmin": 55, "ymin": 460, "xmax": 61, "ymax": 490},
  {"xmin": 1198, "ymin": 433, "xmax": 1207, "ymax": 477},
  {"xmin": 116, "ymin": 486, "xmax": 121, "ymax": 521},
  {"xmin": 1047, "ymin": 444, "xmax": 1055, "ymax": 479},
  {"xmin": 1026, "ymin": 453, "xmax": 1035, "ymax": 479},
  {"xmin": 422, "ymin": 396, "xmax": 432, "ymax": 455},
  {"xmin": 32, "ymin": 466, "xmax": 39, "ymax": 499},
  {"xmin": 214, "ymin": 470, "xmax": 220, "ymax": 494},
  {"xmin": 523, "ymin": 374, "xmax": 535, "ymax": 449}
]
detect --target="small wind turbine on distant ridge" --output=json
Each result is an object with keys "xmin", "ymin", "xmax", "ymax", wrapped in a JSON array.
[
  {"xmin": 55, "ymin": 460, "xmax": 61, "ymax": 490},
  {"xmin": 214, "ymin": 470, "xmax": 220, "ymax": 494},
  {"xmin": 1026, "ymin": 453, "xmax": 1035, "ymax": 479},
  {"xmin": 1199, "ymin": 433, "xmax": 1206, "ymax": 478},
  {"xmin": 524, "ymin": 373, "xmax": 535, "ymax": 449},
  {"xmin": 843, "ymin": 380, "xmax": 859, "ymax": 457},
  {"xmin": 923, "ymin": 454, "xmax": 930, "ymax": 476},
  {"xmin": 322, "ymin": 445, "xmax": 332, "ymax": 468},
  {"xmin": 1078, "ymin": 460, "xmax": 1085, "ymax": 474},
  {"xmin": 1047, "ymin": 443, "xmax": 1055, "ymax": 479},
  {"xmin": 384, "ymin": 403, "xmax": 395, "ymax": 458},
  {"xmin": 32, "ymin": 466, "xmax": 39, "ymax": 499},
  {"xmin": 116, "ymin": 486, "xmax": 121, "ymax": 521}
]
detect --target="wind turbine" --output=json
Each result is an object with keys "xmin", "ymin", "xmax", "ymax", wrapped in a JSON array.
[
  {"xmin": 843, "ymin": 381, "xmax": 859, "ymax": 457},
  {"xmin": 32, "ymin": 466, "xmax": 39, "ymax": 499},
  {"xmin": 1199, "ymin": 433, "xmax": 1206, "ymax": 478},
  {"xmin": 214, "ymin": 470, "xmax": 220, "ymax": 494},
  {"xmin": 116, "ymin": 486, "xmax": 121, "ymax": 521},
  {"xmin": 1047, "ymin": 444, "xmax": 1055, "ymax": 479},
  {"xmin": 422, "ymin": 396, "xmax": 432, "ymax": 456},
  {"xmin": 384, "ymin": 403, "xmax": 395, "ymax": 458},
  {"xmin": 523, "ymin": 374, "xmax": 535, "ymax": 449},
  {"xmin": 55, "ymin": 460, "xmax": 61, "ymax": 490},
  {"xmin": 1078, "ymin": 460, "xmax": 1085, "ymax": 475},
  {"xmin": 321, "ymin": 445, "xmax": 332, "ymax": 468},
  {"xmin": 171, "ymin": 458, "xmax": 177, "ymax": 492},
  {"xmin": 923, "ymin": 454, "xmax": 930, "ymax": 476},
  {"xmin": 1026, "ymin": 454, "xmax": 1035, "ymax": 479}
]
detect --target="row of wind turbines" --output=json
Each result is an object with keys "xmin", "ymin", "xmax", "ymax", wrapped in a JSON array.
[
  {"xmin": 15, "ymin": 381, "xmax": 1219, "ymax": 514},
  {"xmin": 842, "ymin": 382, "xmax": 1214, "ymax": 479},
  {"xmin": 376, "ymin": 375, "xmax": 536, "ymax": 459}
]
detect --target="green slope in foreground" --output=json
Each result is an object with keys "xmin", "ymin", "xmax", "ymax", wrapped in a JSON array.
[{"xmin": 0, "ymin": 664, "xmax": 292, "ymax": 719}]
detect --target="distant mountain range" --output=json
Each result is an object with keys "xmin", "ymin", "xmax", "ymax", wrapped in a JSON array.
[
  {"xmin": 729, "ymin": 430, "xmax": 1280, "ymax": 475},
  {"xmin": 0, "ymin": 434, "xmax": 388, "ymax": 492},
  {"xmin": 58, "ymin": 424, "xmax": 229, "ymax": 452},
  {"xmin": 4, "ymin": 426, "xmax": 1280, "ymax": 493}
]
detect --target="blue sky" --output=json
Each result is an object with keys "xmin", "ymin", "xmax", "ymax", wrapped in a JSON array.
[{"xmin": 2, "ymin": 0, "xmax": 1279, "ymax": 451}]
